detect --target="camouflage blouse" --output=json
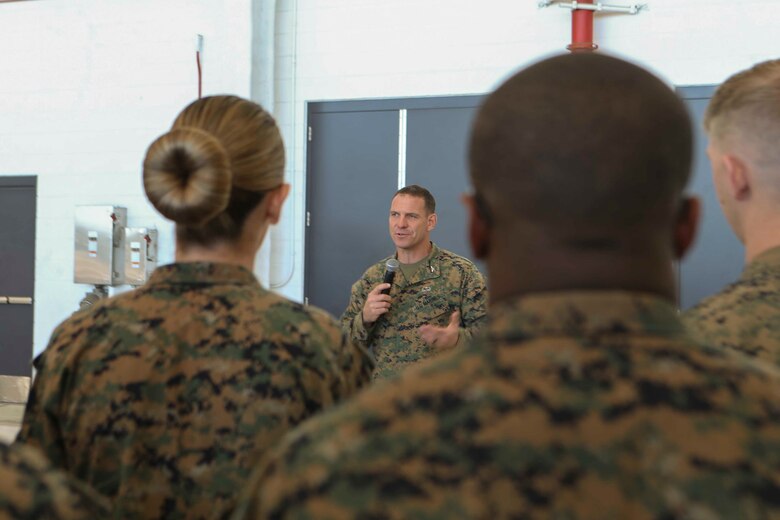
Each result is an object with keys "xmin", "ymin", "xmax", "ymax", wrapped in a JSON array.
[
  {"xmin": 342, "ymin": 243, "xmax": 487, "ymax": 379},
  {"xmin": 234, "ymin": 291, "xmax": 780, "ymax": 519},
  {"xmin": 0, "ymin": 443, "xmax": 109, "ymax": 519},
  {"xmin": 17, "ymin": 262, "xmax": 373, "ymax": 519},
  {"xmin": 684, "ymin": 245, "xmax": 780, "ymax": 366}
]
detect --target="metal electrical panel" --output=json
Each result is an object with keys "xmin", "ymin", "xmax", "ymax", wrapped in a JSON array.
[
  {"xmin": 74, "ymin": 206, "xmax": 127, "ymax": 286},
  {"xmin": 124, "ymin": 228, "xmax": 158, "ymax": 286}
]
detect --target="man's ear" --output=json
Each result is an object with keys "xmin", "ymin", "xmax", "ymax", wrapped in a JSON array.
[
  {"xmin": 462, "ymin": 193, "xmax": 490, "ymax": 260},
  {"xmin": 723, "ymin": 154, "xmax": 751, "ymax": 201},
  {"xmin": 427, "ymin": 212, "xmax": 437, "ymax": 232},
  {"xmin": 266, "ymin": 183, "xmax": 291, "ymax": 225},
  {"xmin": 673, "ymin": 196, "xmax": 700, "ymax": 260}
]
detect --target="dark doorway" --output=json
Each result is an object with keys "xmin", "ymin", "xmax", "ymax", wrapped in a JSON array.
[{"xmin": 0, "ymin": 176, "xmax": 37, "ymax": 376}]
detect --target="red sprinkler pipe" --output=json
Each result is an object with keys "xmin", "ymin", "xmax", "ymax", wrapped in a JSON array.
[{"xmin": 568, "ymin": 0, "xmax": 598, "ymax": 52}]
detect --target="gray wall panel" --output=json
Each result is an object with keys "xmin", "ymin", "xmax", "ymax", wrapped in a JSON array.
[{"xmin": 305, "ymin": 110, "xmax": 399, "ymax": 318}]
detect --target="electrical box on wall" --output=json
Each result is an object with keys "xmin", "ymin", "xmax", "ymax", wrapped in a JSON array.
[
  {"xmin": 124, "ymin": 228, "xmax": 158, "ymax": 286},
  {"xmin": 74, "ymin": 205, "xmax": 127, "ymax": 286}
]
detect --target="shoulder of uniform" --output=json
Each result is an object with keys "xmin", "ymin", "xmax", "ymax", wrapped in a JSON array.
[
  {"xmin": 299, "ymin": 302, "xmax": 341, "ymax": 331},
  {"xmin": 48, "ymin": 289, "xmax": 128, "ymax": 344},
  {"xmin": 69, "ymin": 284, "xmax": 155, "ymax": 321},
  {"xmin": 434, "ymin": 247, "xmax": 480, "ymax": 272},
  {"xmin": 683, "ymin": 280, "xmax": 749, "ymax": 321},
  {"xmin": 682, "ymin": 298, "xmax": 712, "ymax": 322},
  {"xmin": 264, "ymin": 295, "xmax": 342, "ymax": 336},
  {"xmin": 278, "ymin": 342, "xmax": 489, "ymax": 443},
  {"xmin": 434, "ymin": 246, "xmax": 470, "ymax": 263},
  {"xmin": 41, "ymin": 288, "xmax": 151, "ymax": 364},
  {"xmin": 361, "ymin": 256, "xmax": 394, "ymax": 281}
]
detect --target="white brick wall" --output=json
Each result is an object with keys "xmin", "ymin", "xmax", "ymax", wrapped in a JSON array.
[
  {"xmin": 2, "ymin": 0, "xmax": 779, "ymax": 358},
  {"xmin": 0, "ymin": 0, "xmax": 252, "ymax": 357}
]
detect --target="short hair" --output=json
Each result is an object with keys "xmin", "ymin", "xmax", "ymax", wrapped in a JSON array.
[
  {"xmin": 469, "ymin": 54, "xmax": 692, "ymax": 235},
  {"xmin": 143, "ymin": 95, "xmax": 285, "ymax": 246},
  {"xmin": 394, "ymin": 185, "xmax": 436, "ymax": 214},
  {"xmin": 704, "ymin": 59, "xmax": 780, "ymax": 164}
]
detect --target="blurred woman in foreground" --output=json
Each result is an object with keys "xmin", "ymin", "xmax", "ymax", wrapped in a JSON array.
[{"xmin": 17, "ymin": 95, "xmax": 373, "ymax": 519}]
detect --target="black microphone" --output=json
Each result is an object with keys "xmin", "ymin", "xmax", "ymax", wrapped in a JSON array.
[{"xmin": 380, "ymin": 259, "xmax": 400, "ymax": 295}]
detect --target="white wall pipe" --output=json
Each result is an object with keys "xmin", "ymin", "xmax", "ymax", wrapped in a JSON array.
[{"xmin": 251, "ymin": 0, "xmax": 276, "ymax": 286}]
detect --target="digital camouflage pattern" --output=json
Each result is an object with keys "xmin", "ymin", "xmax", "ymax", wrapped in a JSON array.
[
  {"xmin": 684, "ymin": 245, "xmax": 780, "ymax": 367},
  {"xmin": 341, "ymin": 243, "xmax": 487, "ymax": 379},
  {"xmin": 0, "ymin": 443, "xmax": 109, "ymax": 519},
  {"xmin": 234, "ymin": 291, "xmax": 780, "ymax": 520},
  {"xmin": 16, "ymin": 262, "xmax": 373, "ymax": 519}
]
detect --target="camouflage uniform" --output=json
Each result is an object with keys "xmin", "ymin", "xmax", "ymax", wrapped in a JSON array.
[
  {"xmin": 0, "ymin": 442, "xmax": 109, "ymax": 519},
  {"xmin": 16, "ymin": 262, "xmax": 373, "ymax": 519},
  {"xmin": 341, "ymin": 243, "xmax": 487, "ymax": 379},
  {"xmin": 684, "ymin": 246, "xmax": 780, "ymax": 367},
  {"xmin": 233, "ymin": 291, "xmax": 780, "ymax": 520}
]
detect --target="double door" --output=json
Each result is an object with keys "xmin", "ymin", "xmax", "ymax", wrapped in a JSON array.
[
  {"xmin": 305, "ymin": 97, "xmax": 483, "ymax": 318},
  {"xmin": 305, "ymin": 89, "xmax": 743, "ymax": 318}
]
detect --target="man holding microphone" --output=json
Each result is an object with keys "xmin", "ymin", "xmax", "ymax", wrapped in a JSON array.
[{"xmin": 341, "ymin": 185, "xmax": 487, "ymax": 379}]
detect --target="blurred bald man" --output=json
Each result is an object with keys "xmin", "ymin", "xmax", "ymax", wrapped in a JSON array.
[
  {"xmin": 230, "ymin": 54, "xmax": 780, "ymax": 520},
  {"xmin": 684, "ymin": 60, "xmax": 780, "ymax": 367}
]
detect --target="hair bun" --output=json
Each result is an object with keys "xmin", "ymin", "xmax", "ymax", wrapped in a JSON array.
[{"xmin": 143, "ymin": 126, "xmax": 232, "ymax": 226}]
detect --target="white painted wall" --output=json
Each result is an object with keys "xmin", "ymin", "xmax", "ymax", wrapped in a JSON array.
[
  {"xmin": 2, "ymin": 0, "xmax": 779, "ymax": 358},
  {"xmin": 278, "ymin": 0, "xmax": 780, "ymax": 303},
  {"xmin": 0, "ymin": 0, "xmax": 253, "ymax": 357}
]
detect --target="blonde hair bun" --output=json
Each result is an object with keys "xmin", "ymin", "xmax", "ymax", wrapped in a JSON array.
[{"xmin": 143, "ymin": 126, "xmax": 232, "ymax": 227}]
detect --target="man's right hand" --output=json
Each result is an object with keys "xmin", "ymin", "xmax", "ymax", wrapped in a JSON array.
[{"xmin": 362, "ymin": 283, "xmax": 392, "ymax": 325}]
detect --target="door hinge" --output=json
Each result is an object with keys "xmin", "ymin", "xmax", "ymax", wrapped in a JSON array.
[
  {"xmin": 308, "ymin": 126, "xmax": 312, "ymax": 141},
  {"xmin": 306, "ymin": 211, "xmax": 311, "ymax": 227}
]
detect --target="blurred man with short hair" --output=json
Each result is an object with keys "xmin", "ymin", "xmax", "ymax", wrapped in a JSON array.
[{"xmin": 684, "ymin": 59, "xmax": 780, "ymax": 367}]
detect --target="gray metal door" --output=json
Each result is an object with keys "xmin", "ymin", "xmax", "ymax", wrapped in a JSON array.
[
  {"xmin": 678, "ymin": 87, "xmax": 744, "ymax": 309},
  {"xmin": 406, "ymin": 105, "xmax": 482, "ymax": 266},
  {"xmin": 305, "ymin": 110, "xmax": 399, "ymax": 318},
  {"xmin": 0, "ymin": 177, "xmax": 36, "ymax": 376}
]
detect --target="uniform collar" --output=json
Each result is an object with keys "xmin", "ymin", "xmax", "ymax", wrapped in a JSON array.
[
  {"xmin": 487, "ymin": 291, "xmax": 686, "ymax": 340},
  {"xmin": 398, "ymin": 242, "xmax": 441, "ymax": 286},
  {"xmin": 147, "ymin": 262, "xmax": 260, "ymax": 287}
]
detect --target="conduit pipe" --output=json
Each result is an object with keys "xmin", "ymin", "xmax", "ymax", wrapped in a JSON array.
[
  {"xmin": 568, "ymin": 0, "xmax": 597, "ymax": 52},
  {"xmin": 539, "ymin": 1, "xmax": 647, "ymax": 52}
]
